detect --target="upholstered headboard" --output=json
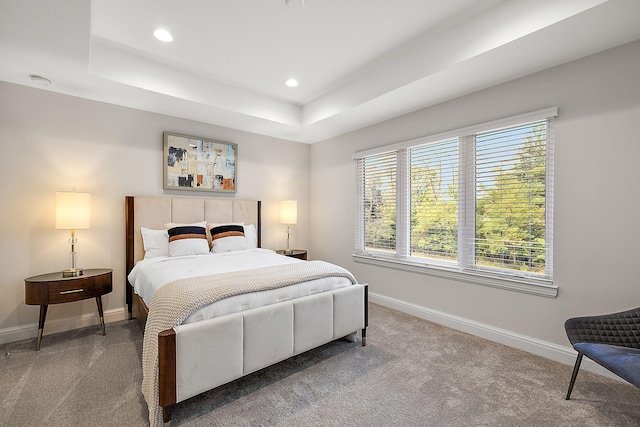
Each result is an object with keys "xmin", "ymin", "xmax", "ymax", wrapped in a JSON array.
[{"xmin": 125, "ymin": 195, "xmax": 260, "ymax": 273}]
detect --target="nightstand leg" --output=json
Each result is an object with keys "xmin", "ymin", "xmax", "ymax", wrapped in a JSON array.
[
  {"xmin": 36, "ymin": 305, "xmax": 48, "ymax": 351},
  {"xmin": 95, "ymin": 296, "xmax": 106, "ymax": 336}
]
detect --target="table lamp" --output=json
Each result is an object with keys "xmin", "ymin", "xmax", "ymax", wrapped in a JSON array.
[
  {"xmin": 56, "ymin": 191, "xmax": 91, "ymax": 277},
  {"xmin": 280, "ymin": 200, "xmax": 297, "ymax": 254}
]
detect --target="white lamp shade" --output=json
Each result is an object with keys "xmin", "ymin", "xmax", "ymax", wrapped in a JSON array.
[
  {"xmin": 280, "ymin": 200, "xmax": 298, "ymax": 225},
  {"xmin": 56, "ymin": 192, "xmax": 91, "ymax": 230}
]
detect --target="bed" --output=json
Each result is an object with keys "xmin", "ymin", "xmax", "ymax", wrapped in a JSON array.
[{"xmin": 124, "ymin": 196, "xmax": 368, "ymax": 427}]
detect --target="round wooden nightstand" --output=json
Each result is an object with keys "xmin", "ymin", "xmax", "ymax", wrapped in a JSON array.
[
  {"xmin": 25, "ymin": 268, "xmax": 113, "ymax": 350},
  {"xmin": 275, "ymin": 249, "xmax": 307, "ymax": 260}
]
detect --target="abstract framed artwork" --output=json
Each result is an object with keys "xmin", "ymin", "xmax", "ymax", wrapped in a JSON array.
[{"xmin": 163, "ymin": 131, "xmax": 237, "ymax": 193}]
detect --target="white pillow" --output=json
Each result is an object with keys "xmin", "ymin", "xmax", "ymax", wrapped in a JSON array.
[
  {"xmin": 211, "ymin": 236, "xmax": 248, "ymax": 253},
  {"xmin": 210, "ymin": 224, "xmax": 248, "ymax": 253},
  {"xmin": 206, "ymin": 222, "xmax": 244, "ymax": 248},
  {"xmin": 141, "ymin": 227, "xmax": 169, "ymax": 259},
  {"xmin": 244, "ymin": 224, "xmax": 258, "ymax": 248},
  {"xmin": 167, "ymin": 223, "xmax": 209, "ymax": 257}
]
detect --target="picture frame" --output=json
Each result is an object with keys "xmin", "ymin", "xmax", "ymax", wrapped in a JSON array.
[{"xmin": 163, "ymin": 131, "xmax": 237, "ymax": 193}]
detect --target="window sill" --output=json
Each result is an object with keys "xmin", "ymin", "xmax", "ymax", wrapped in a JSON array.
[{"xmin": 352, "ymin": 253, "xmax": 558, "ymax": 298}]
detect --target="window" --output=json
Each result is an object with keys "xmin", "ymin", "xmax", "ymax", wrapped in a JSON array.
[
  {"xmin": 410, "ymin": 139, "xmax": 459, "ymax": 264},
  {"xmin": 354, "ymin": 108, "xmax": 557, "ymax": 296},
  {"xmin": 360, "ymin": 151, "xmax": 397, "ymax": 253}
]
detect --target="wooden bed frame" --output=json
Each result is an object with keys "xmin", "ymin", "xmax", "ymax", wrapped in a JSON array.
[{"xmin": 124, "ymin": 196, "xmax": 368, "ymax": 426}]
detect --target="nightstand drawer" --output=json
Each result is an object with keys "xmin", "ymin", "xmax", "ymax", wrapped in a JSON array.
[
  {"xmin": 91, "ymin": 272, "xmax": 113, "ymax": 294},
  {"xmin": 49, "ymin": 279, "xmax": 94, "ymax": 303}
]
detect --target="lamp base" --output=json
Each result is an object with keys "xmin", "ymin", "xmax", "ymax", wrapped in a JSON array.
[{"xmin": 62, "ymin": 269, "xmax": 83, "ymax": 278}]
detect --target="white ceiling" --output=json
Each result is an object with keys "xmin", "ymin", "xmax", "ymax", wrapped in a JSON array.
[{"xmin": 1, "ymin": 0, "xmax": 640, "ymax": 143}]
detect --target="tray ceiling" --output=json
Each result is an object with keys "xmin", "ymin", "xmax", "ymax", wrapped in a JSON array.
[{"xmin": 1, "ymin": 0, "xmax": 639, "ymax": 143}]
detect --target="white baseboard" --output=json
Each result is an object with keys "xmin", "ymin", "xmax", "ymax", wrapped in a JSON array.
[
  {"xmin": 0, "ymin": 307, "xmax": 128, "ymax": 346},
  {"xmin": 369, "ymin": 292, "xmax": 622, "ymax": 382}
]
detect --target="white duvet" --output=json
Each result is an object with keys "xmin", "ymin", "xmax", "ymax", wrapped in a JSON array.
[{"xmin": 128, "ymin": 248, "xmax": 353, "ymax": 324}]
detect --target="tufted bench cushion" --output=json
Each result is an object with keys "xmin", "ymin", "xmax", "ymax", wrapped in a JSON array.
[{"xmin": 573, "ymin": 342, "xmax": 640, "ymax": 388}]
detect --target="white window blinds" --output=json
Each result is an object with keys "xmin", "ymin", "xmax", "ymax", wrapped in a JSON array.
[
  {"xmin": 465, "ymin": 119, "xmax": 553, "ymax": 279},
  {"xmin": 409, "ymin": 139, "xmax": 459, "ymax": 264},
  {"xmin": 356, "ymin": 151, "xmax": 397, "ymax": 254}
]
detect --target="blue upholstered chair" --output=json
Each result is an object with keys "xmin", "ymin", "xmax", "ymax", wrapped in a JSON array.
[{"xmin": 564, "ymin": 307, "xmax": 640, "ymax": 399}]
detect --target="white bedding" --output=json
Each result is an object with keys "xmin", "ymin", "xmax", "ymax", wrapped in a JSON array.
[{"xmin": 128, "ymin": 248, "xmax": 353, "ymax": 324}]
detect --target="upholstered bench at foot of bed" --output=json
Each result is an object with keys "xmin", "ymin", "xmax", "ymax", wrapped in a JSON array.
[{"xmin": 172, "ymin": 284, "xmax": 366, "ymax": 405}]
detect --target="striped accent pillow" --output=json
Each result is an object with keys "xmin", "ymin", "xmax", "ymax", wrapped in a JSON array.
[
  {"xmin": 210, "ymin": 224, "xmax": 245, "ymax": 240},
  {"xmin": 210, "ymin": 224, "xmax": 248, "ymax": 253},
  {"xmin": 167, "ymin": 225, "xmax": 209, "ymax": 256}
]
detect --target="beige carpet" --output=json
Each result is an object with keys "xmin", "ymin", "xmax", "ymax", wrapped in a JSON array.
[{"xmin": 2, "ymin": 303, "xmax": 640, "ymax": 426}]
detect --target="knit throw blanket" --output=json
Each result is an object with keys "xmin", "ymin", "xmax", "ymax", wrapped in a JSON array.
[{"xmin": 142, "ymin": 260, "xmax": 357, "ymax": 427}]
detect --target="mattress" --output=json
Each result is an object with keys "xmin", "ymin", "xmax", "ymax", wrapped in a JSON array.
[{"xmin": 128, "ymin": 248, "xmax": 353, "ymax": 324}]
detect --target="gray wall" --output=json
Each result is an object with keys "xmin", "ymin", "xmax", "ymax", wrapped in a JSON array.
[
  {"xmin": 0, "ymin": 83, "xmax": 310, "ymax": 342},
  {"xmin": 310, "ymin": 40, "xmax": 640, "ymax": 353}
]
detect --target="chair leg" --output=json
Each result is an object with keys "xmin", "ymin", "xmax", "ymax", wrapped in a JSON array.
[{"xmin": 566, "ymin": 353, "xmax": 584, "ymax": 400}]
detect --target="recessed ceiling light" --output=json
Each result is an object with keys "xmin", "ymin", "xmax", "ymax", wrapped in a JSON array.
[
  {"xmin": 153, "ymin": 28, "xmax": 173, "ymax": 42},
  {"xmin": 29, "ymin": 74, "xmax": 51, "ymax": 86},
  {"xmin": 285, "ymin": 78, "xmax": 299, "ymax": 88}
]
